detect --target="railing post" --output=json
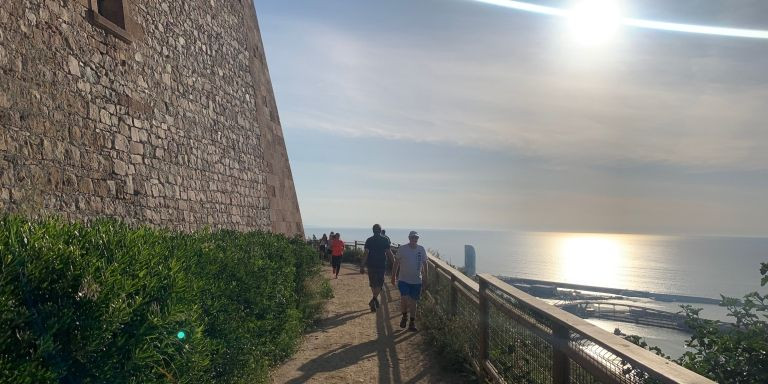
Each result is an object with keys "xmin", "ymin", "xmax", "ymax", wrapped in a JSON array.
[
  {"xmin": 429, "ymin": 262, "xmax": 437, "ymax": 297},
  {"xmin": 450, "ymin": 274, "xmax": 458, "ymax": 317},
  {"xmin": 479, "ymin": 277, "xmax": 490, "ymax": 363},
  {"xmin": 552, "ymin": 323, "xmax": 570, "ymax": 384}
]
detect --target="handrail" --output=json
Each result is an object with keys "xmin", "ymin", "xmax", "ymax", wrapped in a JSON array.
[{"xmin": 425, "ymin": 253, "xmax": 715, "ymax": 384}]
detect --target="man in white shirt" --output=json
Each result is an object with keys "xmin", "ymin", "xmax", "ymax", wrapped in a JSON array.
[{"xmin": 390, "ymin": 231, "xmax": 428, "ymax": 331}]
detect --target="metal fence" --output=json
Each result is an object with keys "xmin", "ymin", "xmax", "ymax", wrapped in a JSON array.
[{"xmin": 424, "ymin": 254, "xmax": 715, "ymax": 384}]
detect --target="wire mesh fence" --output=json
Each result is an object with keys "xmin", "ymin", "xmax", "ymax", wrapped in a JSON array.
[{"xmin": 423, "ymin": 255, "xmax": 714, "ymax": 384}]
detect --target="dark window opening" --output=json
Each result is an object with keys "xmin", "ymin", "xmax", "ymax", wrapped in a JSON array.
[
  {"xmin": 97, "ymin": 0, "xmax": 126, "ymax": 29},
  {"xmin": 88, "ymin": 0, "xmax": 132, "ymax": 43}
]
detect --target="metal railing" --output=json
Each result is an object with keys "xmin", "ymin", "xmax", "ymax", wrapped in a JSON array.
[{"xmin": 424, "ymin": 254, "xmax": 715, "ymax": 384}]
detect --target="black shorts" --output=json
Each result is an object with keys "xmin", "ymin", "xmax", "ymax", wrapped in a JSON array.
[
  {"xmin": 331, "ymin": 256, "xmax": 342, "ymax": 268},
  {"xmin": 367, "ymin": 268, "xmax": 385, "ymax": 288}
]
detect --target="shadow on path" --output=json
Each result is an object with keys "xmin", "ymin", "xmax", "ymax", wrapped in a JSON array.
[
  {"xmin": 284, "ymin": 339, "xmax": 382, "ymax": 384},
  {"xmin": 284, "ymin": 285, "xmax": 408, "ymax": 384},
  {"xmin": 314, "ymin": 309, "xmax": 369, "ymax": 331},
  {"xmin": 376, "ymin": 286, "xmax": 402, "ymax": 384}
]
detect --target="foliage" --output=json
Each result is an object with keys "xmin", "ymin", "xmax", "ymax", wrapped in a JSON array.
[
  {"xmin": 676, "ymin": 261, "xmax": 768, "ymax": 383},
  {"xmin": 419, "ymin": 294, "xmax": 482, "ymax": 383},
  {"xmin": 624, "ymin": 262, "xmax": 768, "ymax": 383},
  {"xmin": 341, "ymin": 248, "xmax": 365, "ymax": 265},
  {"xmin": 0, "ymin": 216, "xmax": 330, "ymax": 384}
]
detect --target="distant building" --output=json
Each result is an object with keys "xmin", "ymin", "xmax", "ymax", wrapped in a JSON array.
[
  {"xmin": 0, "ymin": 0, "xmax": 302, "ymax": 235},
  {"xmin": 464, "ymin": 245, "xmax": 476, "ymax": 277}
]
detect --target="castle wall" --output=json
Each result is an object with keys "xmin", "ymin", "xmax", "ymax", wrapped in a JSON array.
[{"xmin": 0, "ymin": 0, "xmax": 303, "ymax": 235}]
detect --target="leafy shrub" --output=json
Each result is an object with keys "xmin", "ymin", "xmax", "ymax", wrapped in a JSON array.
[
  {"xmin": 676, "ymin": 262, "xmax": 768, "ymax": 383},
  {"xmin": 625, "ymin": 262, "xmax": 768, "ymax": 383},
  {"xmin": 419, "ymin": 294, "xmax": 481, "ymax": 383},
  {"xmin": 342, "ymin": 248, "xmax": 365, "ymax": 265},
  {"xmin": 0, "ymin": 216, "xmax": 329, "ymax": 384}
]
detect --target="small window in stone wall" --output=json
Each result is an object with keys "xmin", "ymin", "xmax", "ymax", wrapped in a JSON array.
[
  {"xmin": 98, "ymin": 0, "xmax": 126, "ymax": 28},
  {"xmin": 88, "ymin": 0, "xmax": 132, "ymax": 43}
]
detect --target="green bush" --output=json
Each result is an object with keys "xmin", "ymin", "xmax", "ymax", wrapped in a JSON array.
[
  {"xmin": 0, "ymin": 216, "xmax": 330, "ymax": 384},
  {"xmin": 419, "ymin": 295, "xmax": 480, "ymax": 383},
  {"xmin": 676, "ymin": 262, "xmax": 768, "ymax": 383},
  {"xmin": 624, "ymin": 262, "xmax": 768, "ymax": 383},
  {"xmin": 342, "ymin": 248, "xmax": 365, "ymax": 265}
]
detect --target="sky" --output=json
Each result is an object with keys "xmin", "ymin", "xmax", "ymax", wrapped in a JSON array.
[{"xmin": 253, "ymin": 0, "xmax": 768, "ymax": 236}]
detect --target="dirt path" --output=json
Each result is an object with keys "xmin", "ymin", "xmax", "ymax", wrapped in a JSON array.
[{"xmin": 270, "ymin": 263, "xmax": 465, "ymax": 384}]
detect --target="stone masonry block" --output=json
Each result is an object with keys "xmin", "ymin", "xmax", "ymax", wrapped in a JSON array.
[
  {"xmin": 129, "ymin": 141, "xmax": 143, "ymax": 155},
  {"xmin": 113, "ymin": 159, "xmax": 128, "ymax": 176},
  {"xmin": 114, "ymin": 133, "xmax": 128, "ymax": 152},
  {"xmin": 67, "ymin": 55, "xmax": 80, "ymax": 77}
]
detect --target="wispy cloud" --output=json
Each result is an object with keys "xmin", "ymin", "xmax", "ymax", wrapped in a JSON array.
[{"xmin": 268, "ymin": 7, "xmax": 768, "ymax": 172}]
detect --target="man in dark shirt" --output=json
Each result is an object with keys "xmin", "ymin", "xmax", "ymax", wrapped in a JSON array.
[{"xmin": 361, "ymin": 223, "xmax": 394, "ymax": 312}]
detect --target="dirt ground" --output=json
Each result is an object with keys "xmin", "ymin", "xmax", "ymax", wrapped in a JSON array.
[{"xmin": 269, "ymin": 263, "xmax": 467, "ymax": 384}]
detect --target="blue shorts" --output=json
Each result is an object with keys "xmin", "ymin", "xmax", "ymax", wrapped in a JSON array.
[{"xmin": 398, "ymin": 281, "xmax": 422, "ymax": 300}]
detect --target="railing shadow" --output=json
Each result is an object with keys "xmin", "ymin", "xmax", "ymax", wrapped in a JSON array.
[{"xmin": 375, "ymin": 285, "xmax": 402, "ymax": 384}]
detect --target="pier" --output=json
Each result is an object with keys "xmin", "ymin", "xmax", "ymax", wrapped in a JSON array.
[
  {"xmin": 501, "ymin": 276, "xmax": 721, "ymax": 305},
  {"xmin": 558, "ymin": 301, "xmax": 690, "ymax": 331}
]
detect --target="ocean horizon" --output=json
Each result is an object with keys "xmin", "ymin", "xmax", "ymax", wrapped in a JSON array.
[
  {"xmin": 306, "ymin": 225, "xmax": 767, "ymax": 357},
  {"xmin": 305, "ymin": 225, "xmax": 766, "ymax": 298}
]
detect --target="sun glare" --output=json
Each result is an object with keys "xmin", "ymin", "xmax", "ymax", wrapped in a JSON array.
[
  {"xmin": 471, "ymin": 0, "xmax": 768, "ymax": 39},
  {"xmin": 558, "ymin": 235, "xmax": 625, "ymax": 287},
  {"xmin": 567, "ymin": 0, "xmax": 623, "ymax": 45}
]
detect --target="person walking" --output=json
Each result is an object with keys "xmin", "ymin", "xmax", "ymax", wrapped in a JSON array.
[
  {"xmin": 318, "ymin": 233, "xmax": 328, "ymax": 262},
  {"xmin": 330, "ymin": 233, "xmax": 345, "ymax": 279},
  {"xmin": 391, "ymin": 231, "xmax": 428, "ymax": 331},
  {"xmin": 361, "ymin": 224, "xmax": 395, "ymax": 313},
  {"xmin": 327, "ymin": 231, "xmax": 335, "ymax": 261},
  {"xmin": 380, "ymin": 229, "xmax": 392, "ymax": 275}
]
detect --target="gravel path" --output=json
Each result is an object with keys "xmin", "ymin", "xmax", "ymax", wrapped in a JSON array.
[{"xmin": 270, "ymin": 263, "xmax": 465, "ymax": 383}]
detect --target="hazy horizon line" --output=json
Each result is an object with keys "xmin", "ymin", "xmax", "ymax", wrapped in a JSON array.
[{"xmin": 302, "ymin": 224, "xmax": 768, "ymax": 239}]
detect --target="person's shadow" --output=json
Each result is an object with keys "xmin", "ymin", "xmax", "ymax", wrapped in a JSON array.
[
  {"xmin": 312, "ymin": 309, "xmax": 368, "ymax": 331},
  {"xmin": 284, "ymin": 286, "xmax": 410, "ymax": 384}
]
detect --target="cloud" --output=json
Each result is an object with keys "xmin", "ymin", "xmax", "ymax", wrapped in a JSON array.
[
  {"xmin": 266, "ymin": 9, "xmax": 768, "ymax": 172},
  {"xmin": 259, "ymin": 0, "xmax": 768, "ymax": 235}
]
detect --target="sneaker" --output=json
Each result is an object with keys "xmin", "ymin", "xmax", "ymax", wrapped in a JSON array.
[
  {"xmin": 408, "ymin": 322, "xmax": 418, "ymax": 332},
  {"xmin": 399, "ymin": 315, "xmax": 408, "ymax": 329},
  {"xmin": 369, "ymin": 299, "xmax": 376, "ymax": 313}
]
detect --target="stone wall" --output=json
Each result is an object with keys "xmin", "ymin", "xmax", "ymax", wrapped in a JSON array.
[{"xmin": 0, "ymin": 0, "xmax": 303, "ymax": 235}]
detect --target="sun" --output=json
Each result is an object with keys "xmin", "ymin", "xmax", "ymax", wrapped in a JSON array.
[
  {"xmin": 567, "ymin": 0, "xmax": 624, "ymax": 45},
  {"xmin": 558, "ymin": 235, "xmax": 625, "ymax": 288}
]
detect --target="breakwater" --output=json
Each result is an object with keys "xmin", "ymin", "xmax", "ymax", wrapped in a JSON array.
[{"xmin": 500, "ymin": 276, "xmax": 721, "ymax": 305}]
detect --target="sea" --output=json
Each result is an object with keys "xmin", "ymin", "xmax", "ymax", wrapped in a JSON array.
[{"xmin": 306, "ymin": 226, "xmax": 768, "ymax": 357}]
